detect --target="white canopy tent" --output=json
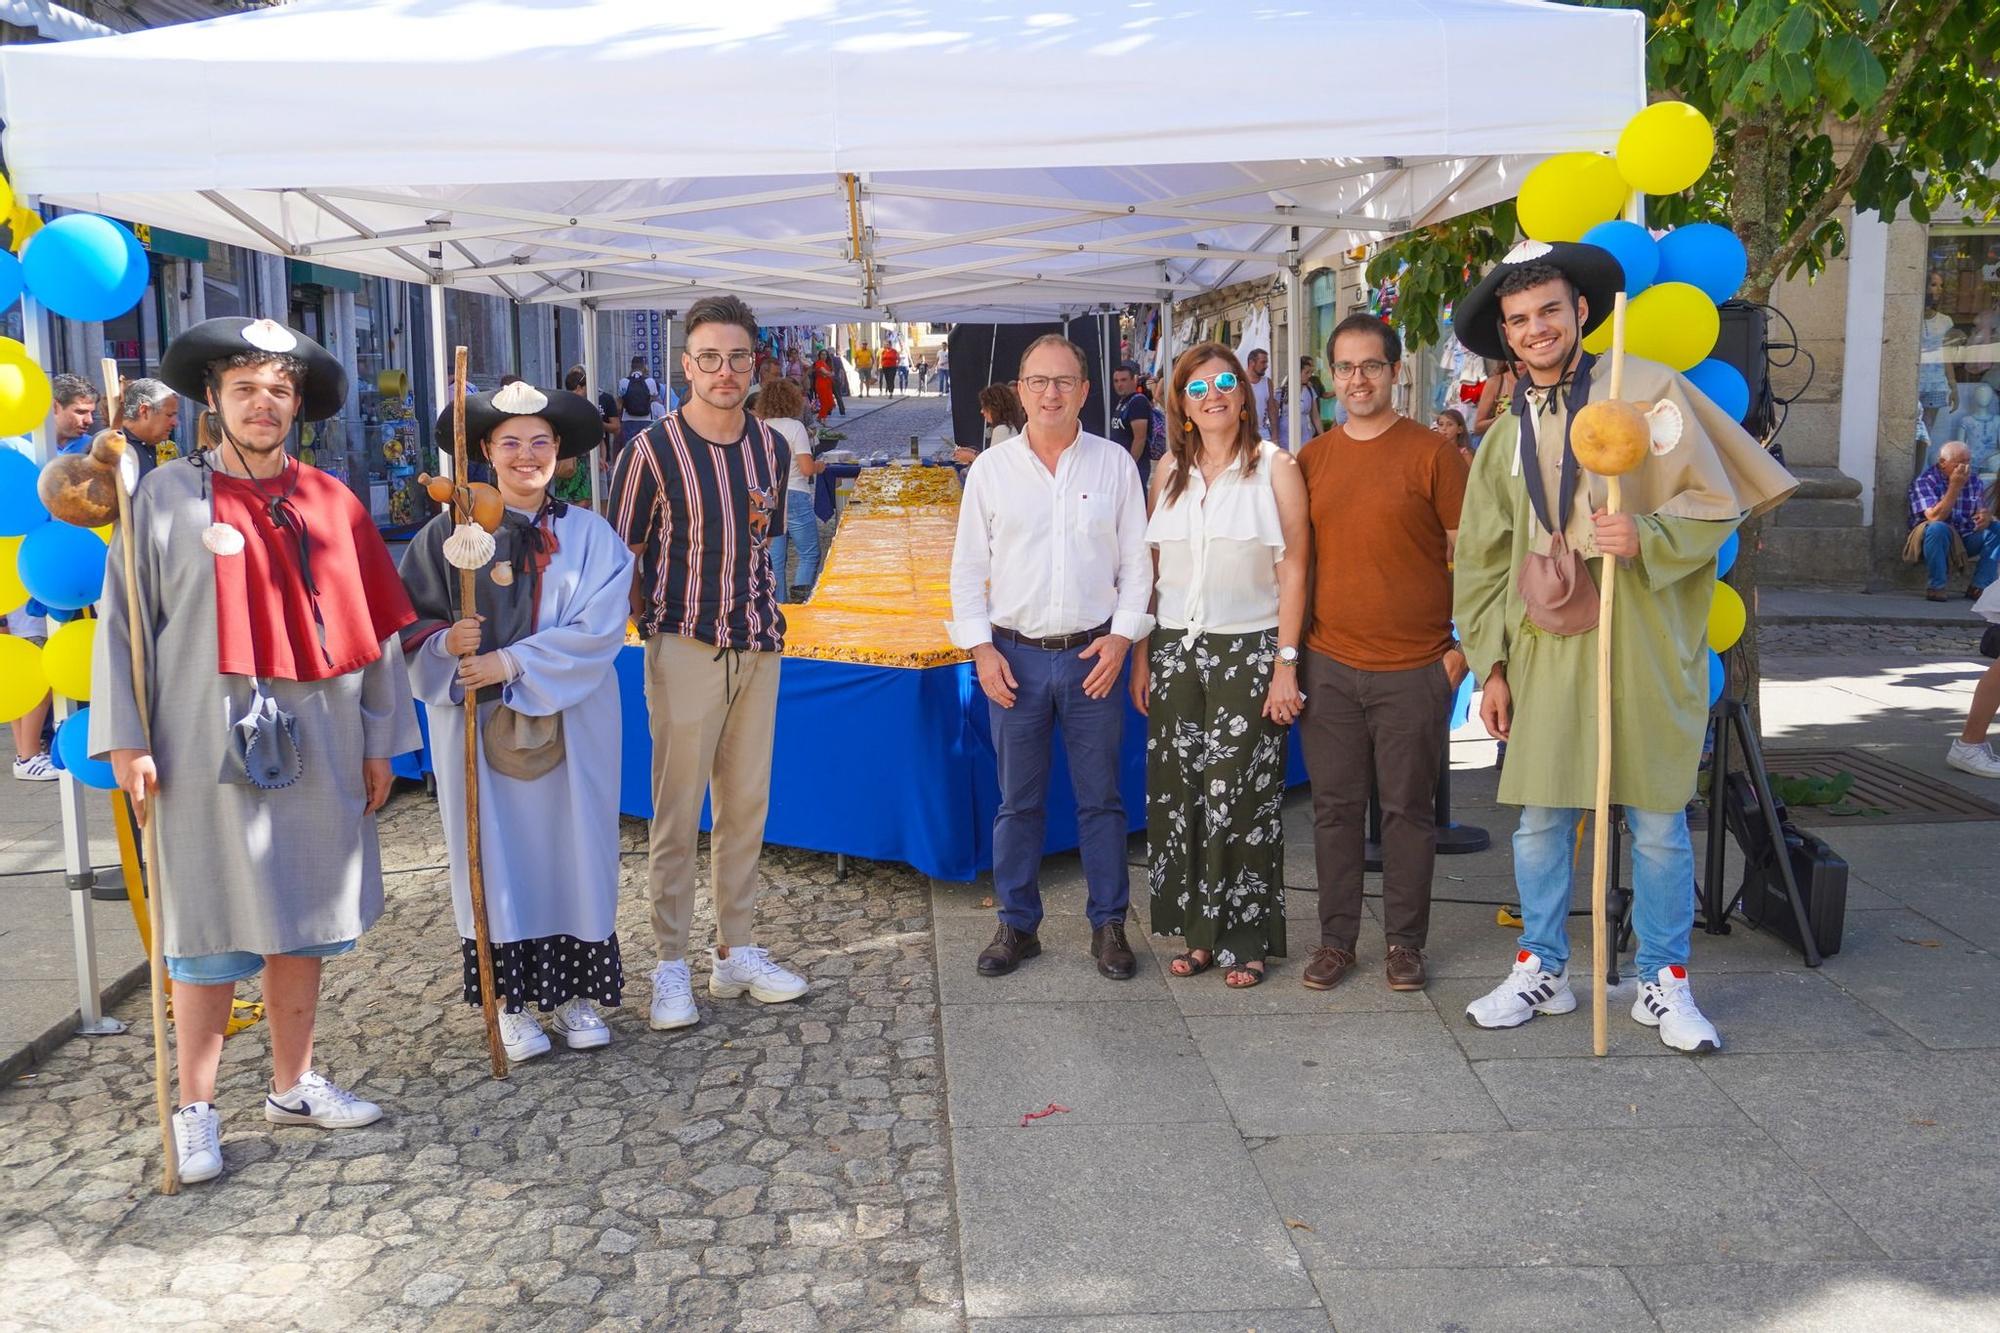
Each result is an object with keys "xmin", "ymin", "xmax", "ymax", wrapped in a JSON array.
[{"xmin": 0, "ymin": 0, "xmax": 1644, "ymax": 1035}]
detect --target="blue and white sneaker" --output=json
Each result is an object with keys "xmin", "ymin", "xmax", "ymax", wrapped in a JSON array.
[
  {"xmin": 1466, "ymin": 950, "xmax": 1577, "ymax": 1029},
  {"xmin": 263, "ymin": 1070, "xmax": 383, "ymax": 1129},
  {"xmin": 1632, "ymin": 965, "xmax": 1722, "ymax": 1054}
]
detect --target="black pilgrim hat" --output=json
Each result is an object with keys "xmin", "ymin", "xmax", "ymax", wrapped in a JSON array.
[
  {"xmin": 1454, "ymin": 240, "xmax": 1625, "ymax": 362},
  {"xmin": 159, "ymin": 316, "xmax": 350, "ymax": 422},
  {"xmin": 433, "ymin": 381, "xmax": 604, "ymax": 461}
]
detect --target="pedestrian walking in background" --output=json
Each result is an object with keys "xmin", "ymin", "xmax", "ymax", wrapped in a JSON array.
[
  {"xmin": 1135, "ymin": 341, "xmax": 1308, "ymax": 989},
  {"xmin": 949, "ymin": 334, "xmax": 1153, "ymax": 981},
  {"xmin": 1296, "ymin": 313, "xmax": 1468, "ymax": 995}
]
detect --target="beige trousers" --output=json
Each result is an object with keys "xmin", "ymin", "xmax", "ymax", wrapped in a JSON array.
[{"xmin": 642, "ymin": 633, "xmax": 781, "ymax": 960}]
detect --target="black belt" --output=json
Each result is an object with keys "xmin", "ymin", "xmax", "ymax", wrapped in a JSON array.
[{"xmin": 992, "ymin": 621, "xmax": 1111, "ymax": 652}]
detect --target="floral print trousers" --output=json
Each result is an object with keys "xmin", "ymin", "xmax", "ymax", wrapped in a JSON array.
[{"xmin": 1146, "ymin": 629, "xmax": 1289, "ymax": 968}]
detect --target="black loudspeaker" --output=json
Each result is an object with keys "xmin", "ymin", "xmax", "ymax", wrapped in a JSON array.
[
  {"xmin": 947, "ymin": 317, "xmax": 1114, "ymax": 449},
  {"xmin": 1711, "ymin": 301, "xmax": 1776, "ymax": 440}
]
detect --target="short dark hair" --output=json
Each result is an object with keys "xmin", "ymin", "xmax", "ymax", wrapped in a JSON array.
[
  {"xmin": 51, "ymin": 373, "xmax": 98, "ymax": 407},
  {"xmin": 564, "ymin": 365, "xmax": 587, "ymax": 392},
  {"xmin": 684, "ymin": 294, "xmax": 759, "ymax": 345},
  {"xmin": 1115, "ymin": 360, "xmax": 1141, "ymax": 377},
  {"xmin": 1328, "ymin": 312, "xmax": 1402, "ymax": 366},
  {"xmin": 629, "ymin": 355, "xmax": 646, "ymax": 371},
  {"xmin": 1493, "ymin": 262, "xmax": 1576, "ymax": 305},
  {"xmin": 208, "ymin": 351, "xmax": 306, "ymax": 391}
]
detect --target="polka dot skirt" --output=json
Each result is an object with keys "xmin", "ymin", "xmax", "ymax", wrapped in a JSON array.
[{"xmin": 459, "ymin": 933, "xmax": 624, "ymax": 1013}]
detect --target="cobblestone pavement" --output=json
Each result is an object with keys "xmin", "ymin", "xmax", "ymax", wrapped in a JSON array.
[
  {"xmin": 1760, "ymin": 619, "xmax": 1989, "ymax": 658},
  {"xmin": 819, "ymin": 394, "xmax": 954, "ymax": 460},
  {"xmin": 0, "ymin": 797, "xmax": 962, "ymax": 1332}
]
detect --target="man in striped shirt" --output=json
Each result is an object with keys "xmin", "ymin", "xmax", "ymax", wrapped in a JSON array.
[{"xmin": 608, "ymin": 294, "xmax": 810, "ymax": 1034}]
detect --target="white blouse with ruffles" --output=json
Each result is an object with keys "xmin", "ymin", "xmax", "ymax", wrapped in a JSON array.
[{"xmin": 1145, "ymin": 440, "xmax": 1286, "ymax": 646}]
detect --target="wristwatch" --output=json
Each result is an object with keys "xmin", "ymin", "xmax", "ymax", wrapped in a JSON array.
[{"xmin": 1276, "ymin": 646, "xmax": 1300, "ymax": 666}]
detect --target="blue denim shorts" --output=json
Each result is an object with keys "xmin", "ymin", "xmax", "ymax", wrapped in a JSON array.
[{"xmin": 166, "ymin": 938, "xmax": 356, "ymax": 985}]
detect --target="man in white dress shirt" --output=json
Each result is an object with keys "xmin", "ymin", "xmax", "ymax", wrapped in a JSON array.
[{"xmin": 948, "ymin": 334, "xmax": 1155, "ymax": 979}]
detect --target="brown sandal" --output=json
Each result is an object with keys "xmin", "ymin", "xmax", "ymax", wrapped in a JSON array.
[
  {"xmin": 1224, "ymin": 960, "xmax": 1267, "ymax": 989},
  {"xmin": 1169, "ymin": 950, "xmax": 1216, "ymax": 978}
]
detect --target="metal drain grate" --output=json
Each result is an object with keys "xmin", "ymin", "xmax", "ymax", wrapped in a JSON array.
[{"xmin": 1747, "ymin": 747, "xmax": 2000, "ymax": 826}]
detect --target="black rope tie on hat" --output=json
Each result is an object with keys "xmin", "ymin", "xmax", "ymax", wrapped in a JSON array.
[{"xmin": 1515, "ymin": 349, "xmax": 1598, "ymax": 539}]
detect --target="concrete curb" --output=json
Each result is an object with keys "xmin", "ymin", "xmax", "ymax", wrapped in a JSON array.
[{"xmin": 0, "ymin": 957, "xmax": 149, "ymax": 1087}]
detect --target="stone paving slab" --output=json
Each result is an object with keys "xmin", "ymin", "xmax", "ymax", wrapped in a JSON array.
[
  {"xmin": 1625, "ymin": 1257, "xmax": 2000, "ymax": 1332},
  {"xmin": 1470, "ymin": 1056, "xmax": 1751, "ymax": 1132},
  {"xmin": 939, "ymin": 1000, "xmax": 1226, "ymax": 1130},
  {"xmin": 932, "ymin": 912, "xmax": 1169, "ymax": 1006},
  {"xmin": 1253, "ymin": 1127, "xmax": 1883, "ymax": 1270},
  {"xmin": 969, "ymin": 1314, "xmax": 1331, "ymax": 1332},
  {"xmin": 1313, "ymin": 1265, "xmax": 1660, "ymax": 1333},
  {"xmin": 1816, "ymin": 909, "xmax": 2000, "ymax": 1051},
  {"xmin": 951, "ymin": 1121, "xmax": 1316, "ymax": 1320},
  {"xmin": 1187, "ymin": 1011, "xmax": 1508, "ymax": 1138}
]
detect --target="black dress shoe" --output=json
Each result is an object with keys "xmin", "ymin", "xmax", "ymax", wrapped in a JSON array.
[
  {"xmin": 977, "ymin": 924, "xmax": 1041, "ymax": 977},
  {"xmin": 1091, "ymin": 921, "xmax": 1136, "ymax": 980}
]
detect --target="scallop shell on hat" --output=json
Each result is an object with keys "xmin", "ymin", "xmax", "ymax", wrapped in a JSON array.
[
  {"xmin": 1645, "ymin": 399, "xmax": 1684, "ymax": 455},
  {"xmin": 492, "ymin": 381, "xmax": 550, "ymax": 415},
  {"xmin": 1505, "ymin": 240, "xmax": 1554, "ymax": 264},
  {"xmin": 442, "ymin": 522, "xmax": 497, "ymax": 570},
  {"xmin": 201, "ymin": 522, "xmax": 246, "ymax": 556},
  {"xmin": 240, "ymin": 319, "xmax": 300, "ymax": 354}
]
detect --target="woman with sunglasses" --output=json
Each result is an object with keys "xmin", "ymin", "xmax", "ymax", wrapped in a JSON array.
[{"xmin": 1133, "ymin": 342, "xmax": 1310, "ymax": 987}]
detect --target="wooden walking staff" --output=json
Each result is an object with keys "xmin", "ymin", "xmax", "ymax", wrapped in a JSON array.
[{"xmin": 449, "ymin": 346, "xmax": 509, "ymax": 1079}]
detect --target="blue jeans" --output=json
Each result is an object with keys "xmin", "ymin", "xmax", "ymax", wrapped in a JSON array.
[
  {"xmin": 989, "ymin": 637, "xmax": 1128, "ymax": 932},
  {"xmin": 167, "ymin": 938, "xmax": 356, "ymax": 986},
  {"xmin": 1921, "ymin": 522, "xmax": 2000, "ymax": 590},
  {"xmin": 1512, "ymin": 805, "xmax": 1695, "ymax": 980},
  {"xmin": 768, "ymin": 489, "xmax": 821, "ymax": 599}
]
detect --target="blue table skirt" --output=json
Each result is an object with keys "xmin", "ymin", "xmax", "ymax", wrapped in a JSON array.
[{"xmin": 392, "ymin": 645, "xmax": 1348, "ymax": 882}]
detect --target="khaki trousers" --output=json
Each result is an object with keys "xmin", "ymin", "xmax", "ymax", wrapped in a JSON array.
[{"xmin": 642, "ymin": 633, "xmax": 781, "ymax": 960}]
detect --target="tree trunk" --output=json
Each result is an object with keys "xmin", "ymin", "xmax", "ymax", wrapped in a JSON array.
[{"xmin": 1722, "ymin": 114, "xmax": 1788, "ymax": 739}]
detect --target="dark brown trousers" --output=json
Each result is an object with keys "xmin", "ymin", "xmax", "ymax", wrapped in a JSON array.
[{"xmin": 1299, "ymin": 650, "xmax": 1451, "ymax": 953}]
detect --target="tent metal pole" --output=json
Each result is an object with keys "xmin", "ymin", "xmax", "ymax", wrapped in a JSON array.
[
  {"xmin": 582, "ymin": 292, "xmax": 602, "ymax": 509},
  {"xmin": 428, "ymin": 284, "xmax": 450, "ymax": 479},
  {"xmin": 1287, "ymin": 254, "xmax": 1306, "ymax": 452},
  {"xmin": 1100, "ymin": 311, "xmax": 1112, "ymax": 438}
]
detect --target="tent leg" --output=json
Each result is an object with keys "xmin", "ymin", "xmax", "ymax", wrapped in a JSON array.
[
  {"xmin": 54, "ymin": 700, "xmax": 123, "ymax": 1036},
  {"xmin": 582, "ymin": 296, "xmax": 603, "ymax": 507},
  {"xmin": 1286, "ymin": 247, "xmax": 1306, "ymax": 452},
  {"xmin": 428, "ymin": 284, "xmax": 450, "ymax": 480}
]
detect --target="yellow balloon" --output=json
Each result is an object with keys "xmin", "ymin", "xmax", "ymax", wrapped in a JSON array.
[
  {"xmin": 1516, "ymin": 152, "xmax": 1629, "ymax": 243},
  {"xmin": 0, "ymin": 336, "xmax": 31, "ymax": 365},
  {"xmin": 0, "ymin": 357, "xmax": 53, "ymax": 436},
  {"xmin": 0, "ymin": 173, "xmax": 13, "ymax": 221},
  {"xmin": 0, "ymin": 536, "xmax": 26, "ymax": 615},
  {"xmin": 1582, "ymin": 318, "xmax": 1615, "ymax": 356},
  {"xmin": 0, "ymin": 634, "xmax": 45, "ymax": 723},
  {"xmin": 1624, "ymin": 282, "xmax": 1719, "ymax": 373},
  {"xmin": 8, "ymin": 206, "xmax": 41, "ymax": 256},
  {"xmin": 92, "ymin": 524, "xmax": 114, "ymax": 543},
  {"xmin": 1617, "ymin": 101, "xmax": 1716, "ymax": 196},
  {"xmin": 41, "ymin": 616, "xmax": 94, "ymax": 701},
  {"xmin": 1708, "ymin": 581, "xmax": 1746, "ymax": 653}
]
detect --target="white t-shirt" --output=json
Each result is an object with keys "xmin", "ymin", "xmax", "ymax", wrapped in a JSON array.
[
  {"xmin": 769, "ymin": 417, "xmax": 814, "ymax": 495},
  {"xmin": 1251, "ymin": 377, "xmax": 1273, "ymax": 440}
]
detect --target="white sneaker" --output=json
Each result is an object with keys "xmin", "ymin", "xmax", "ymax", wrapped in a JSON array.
[
  {"xmin": 12, "ymin": 752, "xmax": 56, "ymax": 782},
  {"xmin": 1946, "ymin": 739, "xmax": 2000, "ymax": 779},
  {"xmin": 172, "ymin": 1101, "xmax": 223, "ymax": 1185},
  {"xmin": 263, "ymin": 1070, "xmax": 383, "ymax": 1129},
  {"xmin": 1466, "ymin": 950, "xmax": 1577, "ymax": 1029},
  {"xmin": 1632, "ymin": 965, "xmax": 1722, "ymax": 1054},
  {"xmin": 551, "ymin": 997, "xmax": 612, "ymax": 1050},
  {"xmin": 709, "ymin": 945, "xmax": 808, "ymax": 1004},
  {"xmin": 649, "ymin": 959, "xmax": 699, "ymax": 1031},
  {"xmin": 497, "ymin": 1006, "xmax": 551, "ymax": 1063}
]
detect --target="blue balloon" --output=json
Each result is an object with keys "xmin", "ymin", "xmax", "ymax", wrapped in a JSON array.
[
  {"xmin": 1685, "ymin": 358, "xmax": 1751, "ymax": 424},
  {"xmin": 22, "ymin": 597, "xmax": 47, "ymax": 618},
  {"xmin": 1655, "ymin": 223, "xmax": 1747, "ymax": 305},
  {"xmin": 1715, "ymin": 530, "xmax": 1740, "ymax": 579},
  {"xmin": 1579, "ymin": 219, "xmax": 1659, "ymax": 296},
  {"xmin": 0, "ymin": 250, "xmax": 22, "ymax": 313},
  {"xmin": 21, "ymin": 215, "xmax": 150, "ymax": 322},
  {"xmin": 17, "ymin": 521, "xmax": 107, "ymax": 610},
  {"xmin": 55, "ymin": 708, "xmax": 115, "ymax": 789},
  {"xmin": 1707, "ymin": 649, "xmax": 1726, "ymax": 706},
  {"xmin": 0, "ymin": 447, "xmax": 50, "ymax": 536}
]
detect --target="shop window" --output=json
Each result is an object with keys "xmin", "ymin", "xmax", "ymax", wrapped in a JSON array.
[
  {"xmin": 204, "ymin": 249, "xmax": 245, "ymax": 320},
  {"xmin": 1922, "ymin": 230, "xmax": 2000, "ymax": 481}
]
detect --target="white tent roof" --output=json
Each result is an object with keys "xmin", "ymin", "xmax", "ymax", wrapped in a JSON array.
[{"xmin": 0, "ymin": 0, "xmax": 1645, "ymax": 322}]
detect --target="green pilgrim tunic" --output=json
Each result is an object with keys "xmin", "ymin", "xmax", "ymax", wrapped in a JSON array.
[{"xmin": 1454, "ymin": 353, "xmax": 1797, "ymax": 813}]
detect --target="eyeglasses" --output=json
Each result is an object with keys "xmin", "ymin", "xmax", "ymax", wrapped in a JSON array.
[
  {"xmin": 1020, "ymin": 374, "xmax": 1083, "ymax": 395},
  {"xmin": 1331, "ymin": 360, "xmax": 1391, "ymax": 379},
  {"xmin": 490, "ymin": 437, "xmax": 557, "ymax": 457},
  {"xmin": 690, "ymin": 349, "xmax": 757, "ymax": 374},
  {"xmin": 1183, "ymin": 372, "xmax": 1240, "ymax": 400}
]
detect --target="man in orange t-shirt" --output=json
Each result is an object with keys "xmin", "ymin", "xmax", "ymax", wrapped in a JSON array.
[{"xmin": 1295, "ymin": 313, "xmax": 1469, "ymax": 996}]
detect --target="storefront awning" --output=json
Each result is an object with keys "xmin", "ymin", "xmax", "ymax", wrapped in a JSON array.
[
  {"xmin": 0, "ymin": 0, "xmax": 1646, "ymax": 324},
  {"xmin": 132, "ymin": 221, "xmax": 207, "ymax": 262}
]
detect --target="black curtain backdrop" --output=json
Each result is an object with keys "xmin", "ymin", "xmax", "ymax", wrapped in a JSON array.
[{"xmin": 947, "ymin": 316, "xmax": 1113, "ymax": 449}]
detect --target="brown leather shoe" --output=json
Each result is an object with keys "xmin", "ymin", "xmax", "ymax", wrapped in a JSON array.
[
  {"xmin": 1090, "ymin": 921, "xmax": 1136, "ymax": 980},
  {"xmin": 977, "ymin": 924, "xmax": 1040, "ymax": 977},
  {"xmin": 1300, "ymin": 945, "xmax": 1355, "ymax": 991},
  {"xmin": 1385, "ymin": 945, "xmax": 1428, "ymax": 992}
]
